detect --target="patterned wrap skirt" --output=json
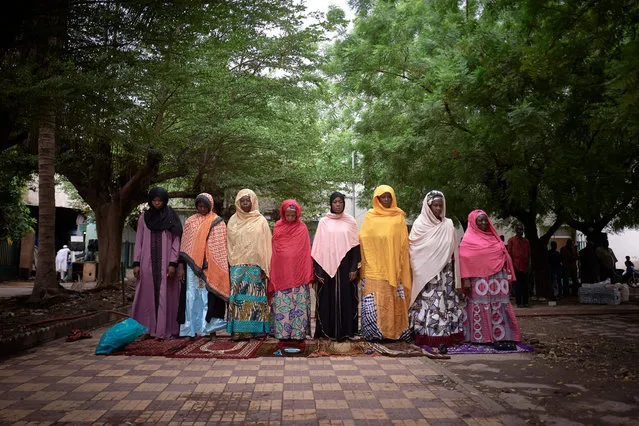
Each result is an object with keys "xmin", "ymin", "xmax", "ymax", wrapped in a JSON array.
[
  {"xmin": 360, "ymin": 278, "xmax": 409, "ymax": 340},
  {"xmin": 462, "ymin": 270, "xmax": 521, "ymax": 343},
  {"xmin": 226, "ymin": 265, "xmax": 270, "ymax": 338},
  {"xmin": 270, "ymin": 284, "xmax": 311, "ymax": 340},
  {"xmin": 409, "ymin": 262, "xmax": 463, "ymax": 346}
]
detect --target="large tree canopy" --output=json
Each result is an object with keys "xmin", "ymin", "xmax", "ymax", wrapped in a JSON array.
[
  {"xmin": 330, "ymin": 0, "xmax": 639, "ymax": 295},
  {"xmin": 1, "ymin": 0, "xmax": 350, "ymax": 290}
]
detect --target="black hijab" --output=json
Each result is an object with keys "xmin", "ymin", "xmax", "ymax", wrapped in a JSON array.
[
  {"xmin": 329, "ymin": 191, "xmax": 346, "ymax": 213},
  {"xmin": 144, "ymin": 187, "xmax": 183, "ymax": 237}
]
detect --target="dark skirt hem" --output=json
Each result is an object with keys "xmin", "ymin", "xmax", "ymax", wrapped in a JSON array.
[{"xmin": 414, "ymin": 332, "xmax": 464, "ymax": 347}]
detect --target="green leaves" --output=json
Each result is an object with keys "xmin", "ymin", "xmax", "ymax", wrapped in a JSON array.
[{"xmin": 329, "ymin": 0, "xmax": 639, "ymax": 234}]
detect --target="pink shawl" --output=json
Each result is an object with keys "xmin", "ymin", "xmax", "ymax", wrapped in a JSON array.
[
  {"xmin": 459, "ymin": 210, "xmax": 515, "ymax": 280},
  {"xmin": 268, "ymin": 199, "xmax": 314, "ymax": 294},
  {"xmin": 311, "ymin": 211, "xmax": 359, "ymax": 278}
]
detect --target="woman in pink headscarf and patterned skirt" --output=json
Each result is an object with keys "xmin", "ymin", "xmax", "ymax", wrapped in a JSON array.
[
  {"xmin": 459, "ymin": 210, "xmax": 521, "ymax": 344},
  {"xmin": 268, "ymin": 199, "xmax": 314, "ymax": 340}
]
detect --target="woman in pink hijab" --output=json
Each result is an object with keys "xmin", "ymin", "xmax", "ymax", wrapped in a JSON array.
[{"xmin": 459, "ymin": 210, "xmax": 520, "ymax": 344}]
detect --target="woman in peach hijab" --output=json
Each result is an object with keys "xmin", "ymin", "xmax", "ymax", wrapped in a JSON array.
[{"xmin": 359, "ymin": 185, "xmax": 411, "ymax": 340}]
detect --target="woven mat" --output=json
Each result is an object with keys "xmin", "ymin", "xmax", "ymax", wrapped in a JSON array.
[
  {"xmin": 367, "ymin": 341, "xmax": 429, "ymax": 357},
  {"xmin": 168, "ymin": 337, "xmax": 263, "ymax": 359},
  {"xmin": 421, "ymin": 342, "xmax": 534, "ymax": 355}
]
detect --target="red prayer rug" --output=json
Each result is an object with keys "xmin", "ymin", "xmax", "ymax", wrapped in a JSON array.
[{"xmin": 168, "ymin": 337, "xmax": 263, "ymax": 359}]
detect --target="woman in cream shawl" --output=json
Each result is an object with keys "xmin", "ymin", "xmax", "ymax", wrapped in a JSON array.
[
  {"xmin": 359, "ymin": 185, "xmax": 411, "ymax": 340},
  {"xmin": 408, "ymin": 191, "xmax": 463, "ymax": 346},
  {"xmin": 226, "ymin": 189, "xmax": 272, "ymax": 340}
]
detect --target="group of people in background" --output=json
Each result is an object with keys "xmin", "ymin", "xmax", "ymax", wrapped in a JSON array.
[{"xmin": 130, "ymin": 185, "xmax": 522, "ymax": 349}]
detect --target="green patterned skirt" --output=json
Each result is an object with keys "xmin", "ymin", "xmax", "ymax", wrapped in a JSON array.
[
  {"xmin": 271, "ymin": 284, "xmax": 311, "ymax": 340},
  {"xmin": 227, "ymin": 265, "xmax": 270, "ymax": 339}
]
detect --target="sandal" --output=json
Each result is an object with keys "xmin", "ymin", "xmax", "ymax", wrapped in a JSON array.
[{"xmin": 66, "ymin": 329, "xmax": 92, "ymax": 342}]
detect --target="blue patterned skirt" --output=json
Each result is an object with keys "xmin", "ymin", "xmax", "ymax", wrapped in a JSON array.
[{"xmin": 226, "ymin": 265, "xmax": 270, "ymax": 338}]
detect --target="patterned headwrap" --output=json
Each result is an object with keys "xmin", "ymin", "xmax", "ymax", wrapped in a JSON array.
[{"xmin": 426, "ymin": 190, "xmax": 444, "ymax": 206}]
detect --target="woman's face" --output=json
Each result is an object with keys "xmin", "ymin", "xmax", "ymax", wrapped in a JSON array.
[
  {"xmin": 475, "ymin": 213, "xmax": 489, "ymax": 232},
  {"xmin": 239, "ymin": 195, "xmax": 252, "ymax": 213},
  {"xmin": 284, "ymin": 209, "xmax": 297, "ymax": 223},
  {"xmin": 196, "ymin": 200, "xmax": 209, "ymax": 216},
  {"xmin": 378, "ymin": 192, "xmax": 393, "ymax": 208},
  {"xmin": 331, "ymin": 197, "xmax": 345, "ymax": 214},
  {"xmin": 151, "ymin": 196, "xmax": 164, "ymax": 210},
  {"xmin": 429, "ymin": 198, "xmax": 444, "ymax": 220}
]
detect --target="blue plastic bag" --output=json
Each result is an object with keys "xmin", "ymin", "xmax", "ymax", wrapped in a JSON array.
[{"xmin": 95, "ymin": 318, "xmax": 148, "ymax": 355}]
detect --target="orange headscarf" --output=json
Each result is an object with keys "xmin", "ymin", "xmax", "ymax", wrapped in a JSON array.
[
  {"xmin": 180, "ymin": 193, "xmax": 230, "ymax": 300},
  {"xmin": 359, "ymin": 185, "xmax": 412, "ymax": 294}
]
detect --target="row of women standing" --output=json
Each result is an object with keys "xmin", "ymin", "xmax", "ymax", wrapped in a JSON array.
[
  {"xmin": 130, "ymin": 187, "xmax": 359, "ymax": 341},
  {"xmin": 361, "ymin": 185, "xmax": 520, "ymax": 345},
  {"xmin": 131, "ymin": 185, "xmax": 520, "ymax": 346}
]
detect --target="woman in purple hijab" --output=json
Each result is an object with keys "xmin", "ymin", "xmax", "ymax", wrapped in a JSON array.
[{"xmin": 131, "ymin": 187, "xmax": 183, "ymax": 339}]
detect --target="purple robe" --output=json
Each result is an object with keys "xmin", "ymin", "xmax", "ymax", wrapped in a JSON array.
[{"xmin": 131, "ymin": 213, "xmax": 181, "ymax": 338}]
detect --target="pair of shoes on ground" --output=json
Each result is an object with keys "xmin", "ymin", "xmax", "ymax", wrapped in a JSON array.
[{"xmin": 66, "ymin": 329, "xmax": 92, "ymax": 342}]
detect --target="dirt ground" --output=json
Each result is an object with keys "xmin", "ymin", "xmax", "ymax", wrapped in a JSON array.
[
  {"xmin": 0, "ymin": 281, "xmax": 135, "ymax": 340},
  {"xmin": 442, "ymin": 312, "xmax": 639, "ymax": 425}
]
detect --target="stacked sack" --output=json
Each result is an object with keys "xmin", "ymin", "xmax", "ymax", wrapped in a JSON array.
[{"xmin": 578, "ymin": 279, "xmax": 627, "ymax": 305}]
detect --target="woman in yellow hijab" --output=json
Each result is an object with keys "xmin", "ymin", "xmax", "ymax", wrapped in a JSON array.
[{"xmin": 359, "ymin": 185, "xmax": 412, "ymax": 340}]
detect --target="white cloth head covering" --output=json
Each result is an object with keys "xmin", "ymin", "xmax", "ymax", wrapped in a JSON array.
[{"xmin": 408, "ymin": 191, "xmax": 461, "ymax": 305}]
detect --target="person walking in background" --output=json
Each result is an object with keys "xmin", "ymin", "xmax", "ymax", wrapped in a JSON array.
[
  {"xmin": 269, "ymin": 199, "xmax": 314, "ymax": 341},
  {"xmin": 560, "ymin": 239, "xmax": 579, "ymax": 296},
  {"xmin": 359, "ymin": 185, "xmax": 412, "ymax": 341},
  {"xmin": 460, "ymin": 210, "xmax": 520, "ymax": 343},
  {"xmin": 226, "ymin": 189, "xmax": 272, "ymax": 340},
  {"xmin": 177, "ymin": 193, "xmax": 229, "ymax": 338},
  {"xmin": 408, "ymin": 191, "xmax": 463, "ymax": 347},
  {"xmin": 132, "ymin": 187, "xmax": 183, "ymax": 339},
  {"xmin": 548, "ymin": 241, "xmax": 562, "ymax": 299},
  {"xmin": 508, "ymin": 223, "xmax": 531, "ymax": 307},
  {"xmin": 312, "ymin": 192, "xmax": 361, "ymax": 340},
  {"xmin": 55, "ymin": 245, "xmax": 74, "ymax": 282}
]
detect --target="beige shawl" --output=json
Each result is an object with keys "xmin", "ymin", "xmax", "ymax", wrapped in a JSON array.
[
  {"xmin": 408, "ymin": 191, "xmax": 461, "ymax": 305},
  {"xmin": 226, "ymin": 189, "xmax": 272, "ymax": 277}
]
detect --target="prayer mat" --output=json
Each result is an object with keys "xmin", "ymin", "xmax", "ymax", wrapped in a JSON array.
[
  {"xmin": 254, "ymin": 339, "xmax": 313, "ymax": 358},
  {"xmin": 168, "ymin": 337, "xmax": 263, "ymax": 359},
  {"xmin": 116, "ymin": 337, "xmax": 190, "ymax": 357},
  {"xmin": 308, "ymin": 339, "xmax": 373, "ymax": 357},
  {"xmin": 368, "ymin": 341, "xmax": 432, "ymax": 358},
  {"xmin": 420, "ymin": 342, "xmax": 534, "ymax": 355}
]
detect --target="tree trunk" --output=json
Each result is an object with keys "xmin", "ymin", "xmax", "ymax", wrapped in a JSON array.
[
  {"xmin": 95, "ymin": 201, "xmax": 126, "ymax": 288},
  {"xmin": 30, "ymin": 110, "xmax": 59, "ymax": 303}
]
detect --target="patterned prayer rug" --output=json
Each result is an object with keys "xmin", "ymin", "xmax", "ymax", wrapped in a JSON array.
[
  {"xmin": 420, "ymin": 342, "xmax": 534, "ymax": 355},
  {"xmin": 168, "ymin": 337, "xmax": 263, "ymax": 359}
]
